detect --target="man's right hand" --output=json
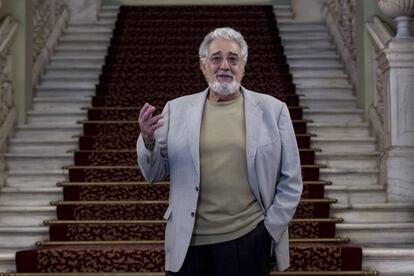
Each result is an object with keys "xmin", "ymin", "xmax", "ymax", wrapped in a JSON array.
[{"xmin": 138, "ymin": 103, "xmax": 164, "ymax": 145}]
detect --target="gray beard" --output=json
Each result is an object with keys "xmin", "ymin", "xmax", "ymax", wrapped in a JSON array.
[{"xmin": 208, "ymin": 80, "xmax": 240, "ymax": 97}]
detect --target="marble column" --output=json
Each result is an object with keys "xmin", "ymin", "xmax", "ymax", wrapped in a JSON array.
[
  {"xmin": 383, "ymin": 42, "xmax": 414, "ymax": 201},
  {"xmin": 64, "ymin": 0, "xmax": 101, "ymax": 23},
  {"xmin": 377, "ymin": 0, "xmax": 414, "ymax": 201}
]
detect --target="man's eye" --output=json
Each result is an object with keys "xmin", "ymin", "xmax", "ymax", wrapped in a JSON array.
[
  {"xmin": 228, "ymin": 57, "xmax": 239, "ymax": 64},
  {"xmin": 211, "ymin": 56, "xmax": 223, "ymax": 63}
]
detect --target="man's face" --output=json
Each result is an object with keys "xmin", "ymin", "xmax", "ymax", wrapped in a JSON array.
[{"xmin": 201, "ymin": 39, "xmax": 245, "ymax": 96}]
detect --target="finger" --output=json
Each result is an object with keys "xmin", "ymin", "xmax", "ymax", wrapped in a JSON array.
[
  {"xmin": 141, "ymin": 105, "xmax": 156, "ymax": 122},
  {"xmin": 150, "ymin": 121, "xmax": 164, "ymax": 132},
  {"xmin": 139, "ymin": 103, "xmax": 150, "ymax": 118},
  {"xmin": 147, "ymin": 113, "xmax": 164, "ymax": 125}
]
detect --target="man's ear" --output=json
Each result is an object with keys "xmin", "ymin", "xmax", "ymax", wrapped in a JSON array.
[{"xmin": 200, "ymin": 59, "xmax": 207, "ymax": 76}]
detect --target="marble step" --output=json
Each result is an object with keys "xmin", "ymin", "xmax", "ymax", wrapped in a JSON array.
[
  {"xmin": 58, "ymin": 41, "xmax": 111, "ymax": 48},
  {"xmin": 273, "ymin": 12, "xmax": 294, "ymax": 19},
  {"xmin": 0, "ymin": 253, "xmax": 14, "ymax": 273},
  {"xmin": 0, "ymin": 226, "xmax": 48, "ymax": 249},
  {"xmin": 54, "ymin": 48, "xmax": 108, "ymax": 56},
  {"xmin": 49, "ymin": 58, "xmax": 105, "ymax": 67},
  {"xmin": 62, "ymin": 33, "xmax": 112, "ymax": 41},
  {"xmin": 300, "ymin": 97, "xmax": 357, "ymax": 109},
  {"xmin": 308, "ymin": 122, "xmax": 371, "ymax": 137},
  {"xmin": 44, "ymin": 69, "xmax": 101, "ymax": 78},
  {"xmin": 45, "ymin": 63, "xmax": 102, "ymax": 70},
  {"xmin": 36, "ymin": 82, "xmax": 96, "ymax": 90},
  {"xmin": 13, "ymin": 124, "xmax": 82, "ymax": 140},
  {"xmin": 27, "ymin": 111, "xmax": 87, "ymax": 123},
  {"xmin": 7, "ymin": 138, "xmax": 78, "ymax": 155},
  {"xmin": 51, "ymin": 55, "xmax": 105, "ymax": 61},
  {"xmin": 319, "ymin": 168, "xmax": 379, "ymax": 186},
  {"xmin": 292, "ymin": 70, "xmax": 347, "ymax": 78},
  {"xmin": 325, "ymin": 184, "xmax": 386, "ymax": 204},
  {"xmin": 6, "ymin": 169, "xmax": 68, "ymax": 188},
  {"xmin": 284, "ymin": 41, "xmax": 335, "ymax": 50},
  {"xmin": 278, "ymin": 23, "xmax": 326, "ymax": 32},
  {"xmin": 55, "ymin": 44, "xmax": 108, "ymax": 52},
  {"xmin": 312, "ymin": 137, "xmax": 377, "ymax": 153},
  {"xmin": 285, "ymin": 48, "xmax": 337, "ymax": 56},
  {"xmin": 101, "ymin": 5, "xmax": 120, "ymax": 11},
  {"xmin": 295, "ymin": 87, "xmax": 356, "ymax": 99},
  {"xmin": 0, "ymin": 187, "xmax": 62, "ymax": 206},
  {"xmin": 303, "ymin": 109, "xmax": 363, "ymax": 124},
  {"xmin": 331, "ymin": 203, "xmax": 414, "ymax": 223},
  {"xmin": 336, "ymin": 223, "xmax": 414, "ymax": 245},
  {"xmin": 65, "ymin": 26, "xmax": 113, "ymax": 34},
  {"xmin": 0, "ymin": 205, "xmax": 56, "ymax": 227},
  {"xmin": 35, "ymin": 90, "xmax": 95, "ymax": 99},
  {"xmin": 41, "ymin": 74, "xmax": 99, "ymax": 82},
  {"xmin": 281, "ymin": 33, "xmax": 331, "ymax": 40},
  {"xmin": 363, "ymin": 248, "xmax": 414, "ymax": 276},
  {"xmin": 32, "ymin": 98, "xmax": 90, "ymax": 108},
  {"xmin": 286, "ymin": 52, "xmax": 339, "ymax": 59},
  {"xmin": 290, "ymin": 63, "xmax": 343, "ymax": 70},
  {"xmin": 69, "ymin": 20, "xmax": 116, "ymax": 27},
  {"xmin": 293, "ymin": 76, "xmax": 353, "ymax": 86},
  {"xmin": 315, "ymin": 152, "xmax": 380, "ymax": 169},
  {"xmin": 5, "ymin": 153, "xmax": 73, "ymax": 170},
  {"xmin": 288, "ymin": 59, "xmax": 342, "ymax": 67}
]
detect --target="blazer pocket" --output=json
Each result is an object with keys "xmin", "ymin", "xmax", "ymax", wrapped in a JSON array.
[{"xmin": 163, "ymin": 205, "xmax": 172, "ymax": 220}]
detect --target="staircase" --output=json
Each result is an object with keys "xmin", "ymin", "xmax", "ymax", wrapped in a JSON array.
[
  {"xmin": 277, "ymin": 5, "xmax": 414, "ymax": 276},
  {"xmin": 0, "ymin": 6, "xmax": 117, "ymax": 272},
  {"xmin": 0, "ymin": 3, "xmax": 412, "ymax": 276}
]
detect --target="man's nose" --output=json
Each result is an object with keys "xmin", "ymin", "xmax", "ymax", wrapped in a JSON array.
[{"xmin": 219, "ymin": 58, "xmax": 230, "ymax": 70}]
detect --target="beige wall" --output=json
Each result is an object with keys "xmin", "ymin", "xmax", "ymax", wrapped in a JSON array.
[{"xmin": 0, "ymin": 0, "xmax": 33, "ymax": 125}]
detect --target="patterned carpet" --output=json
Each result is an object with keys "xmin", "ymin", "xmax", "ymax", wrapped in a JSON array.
[{"xmin": 14, "ymin": 5, "xmax": 366, "ymax": 274}]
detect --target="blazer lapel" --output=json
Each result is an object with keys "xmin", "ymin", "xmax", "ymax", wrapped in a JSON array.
[
  {"xmin": 187, "ymin": 89, "xmax": 209, "ymax": 180},
  {"xmin": 243, "ymin": 88, "xmax": 264, "ymax": 206}
]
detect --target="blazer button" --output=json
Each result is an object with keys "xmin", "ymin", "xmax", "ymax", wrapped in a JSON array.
[
  {"xmin": 195, "ymin": 186, "xmax": 199, "ymax": 192},
  {"xmin": 191, "ymin": 212, "xmax": 195, "ymax": 217}
]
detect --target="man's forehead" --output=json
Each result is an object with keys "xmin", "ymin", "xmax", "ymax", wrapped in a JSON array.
[{"xmin": 208, "ymin": 39, "xmax": 241, "ymax": 55}]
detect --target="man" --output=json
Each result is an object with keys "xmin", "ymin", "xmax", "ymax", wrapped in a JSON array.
[{"xmin": 137, "ymin": 27, "xmax": 303, "ymax": 276}]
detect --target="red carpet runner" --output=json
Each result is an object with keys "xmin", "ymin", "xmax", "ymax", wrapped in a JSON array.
[{"xmin": 15, "ymin": 5, "xmax": 365, "ymax": 274}]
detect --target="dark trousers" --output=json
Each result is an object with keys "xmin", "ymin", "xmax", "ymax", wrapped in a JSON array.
[{"xmin": 166, "ymin": 221, "xmax": 271, "ymax": 276}]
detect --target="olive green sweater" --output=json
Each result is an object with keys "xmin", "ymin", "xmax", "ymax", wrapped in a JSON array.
[{"xmin": 191, "ymin": 94, "xmax": 264, "ymax": 246}]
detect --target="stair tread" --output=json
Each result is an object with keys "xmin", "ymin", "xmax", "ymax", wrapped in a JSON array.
[
  {"xmin": 325, "ymin": 184, "xmax": 385, "ymax": 191},
  {"xmin": 1, "ymin": 187, "xmax": 61, "ymax": 193},
  {"xmin": 320, "ymin": 168, "xmax": 379, "ymax": 173},
  {"xmin": 0, "ymin": 226, "xmax": 48, "ymax": 232},
  {"xmin": 338, "ymin": 223, "xmax": 414, "ymax": 229},
  {"xmin": 312, "ymin": 137, "xmax": 375, "ymax": 141}
]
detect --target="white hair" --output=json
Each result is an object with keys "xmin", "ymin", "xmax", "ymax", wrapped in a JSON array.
[{"xmin": 199, "ymin": 27, "xmax": 248, "ymax": 64}]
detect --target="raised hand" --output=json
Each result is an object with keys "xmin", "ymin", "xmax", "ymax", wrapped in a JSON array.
[{"xmin": 138, "ymin": 103, "xmax": 164, "ymax": 144}]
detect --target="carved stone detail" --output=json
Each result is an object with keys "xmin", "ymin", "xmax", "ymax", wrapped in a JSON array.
[
  {"xmin": 373, "ymin": 47, "xmax": 389, "ymax": 127},
  {"xmin": 32, "ymin": 0, "xmax": 68, "ymax": 86},
  {"xmin": 326, "ymin": 0, "xmax": 357, "ymax": 64}
]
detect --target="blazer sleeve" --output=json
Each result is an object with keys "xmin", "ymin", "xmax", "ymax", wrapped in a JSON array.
[
  {"xmin": 265, "ymin": 103, "xmax": 303, "ymax": 243},
  {"xmin": 136, "ymin": 102, "xmax": 170, "ymax": 183}
]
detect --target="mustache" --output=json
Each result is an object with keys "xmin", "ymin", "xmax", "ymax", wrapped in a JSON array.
[{"xmin": 215, "ymin": 71, "xmax": 234, "ymax": 77}]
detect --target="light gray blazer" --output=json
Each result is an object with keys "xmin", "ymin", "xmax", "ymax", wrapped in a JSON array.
[{"xmin": 137, "ymin": 87, "xmax": 303, "ymax": 273}]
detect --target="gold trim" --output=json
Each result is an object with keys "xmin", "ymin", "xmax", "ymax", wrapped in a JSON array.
[
  {"xmin": 36, "ymin": 237, "xmax": 350, "ymax": 246},
  {"xmin": 290, "ymin": 237, "xmax": 350, "ymax": 243},
  {"xmin": 57, "ymin": 181, "xmax": 169, "ymax": 186},
  {"xmin": 50, "ymin": 198, "xmax": 337, "ymax": 206},
  {"xmin": 44, "ymin": 217, "xmax": 343, "ymax": 225},
  {"xmin": 63, "ymin": 164, "xmax": 324, "ymax": 169},
  {"xmin": 0, "ymin": 271, "xmax": 381, "ymax": 276},
  {"xmin": 50, "ymin": 200, "xmax": 168, "ymax": 206},
  {"xmin": 77, "ymin": 119, "xmax": 313, "ymax": 124},
  {"xmin": 57, "ymin": 180, "xmax": 331, "ymax": 187}
]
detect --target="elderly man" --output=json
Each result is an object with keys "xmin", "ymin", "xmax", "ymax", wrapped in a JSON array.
[{"xmin": 137, "ymin": 27, "xmax": 303, "ymax": 276}]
